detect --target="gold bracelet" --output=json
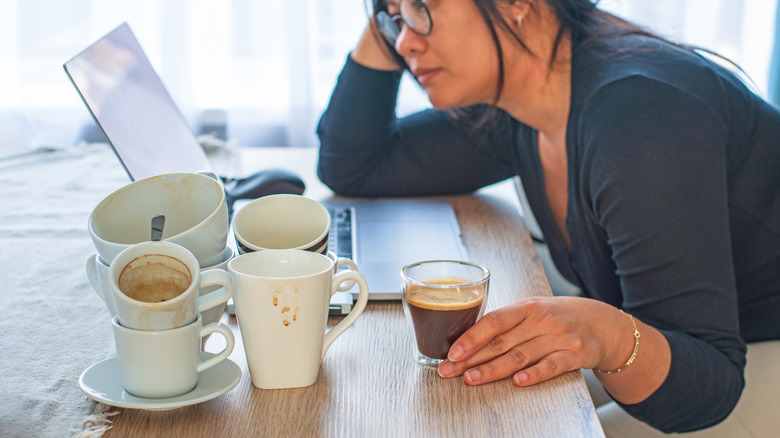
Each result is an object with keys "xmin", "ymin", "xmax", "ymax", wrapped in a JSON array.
[{"xmin": 595, "ymin": 310, "xmax": 640, "ymax": 374}]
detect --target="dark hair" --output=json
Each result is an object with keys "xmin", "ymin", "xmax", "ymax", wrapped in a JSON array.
[
  {"xmin": 368, "ymin": 0, "xmax": 660, "ymax": 96},
  {"xmin": 367, "ymin": 0, "xmax": 744, "ymax": 130}
]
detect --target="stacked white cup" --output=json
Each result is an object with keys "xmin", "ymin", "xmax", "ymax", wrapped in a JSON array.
[
  {"xmin": 86, "ymin": 171, "xmax": 235, "ymax": 328},
  {"xmin": 84, "ymin": 171, "xmax": 236, "ymax": 399}
]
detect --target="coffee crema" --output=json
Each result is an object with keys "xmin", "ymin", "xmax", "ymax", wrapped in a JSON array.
[
  {"xmin": 119, "ymin": 254, "xmax": 192, "ymax": 303},
  {"xmin": 405, "ymin": 277, "xmax": 485, "ymax": 360}
]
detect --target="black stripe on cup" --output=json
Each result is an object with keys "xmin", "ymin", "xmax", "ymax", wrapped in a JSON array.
[
  {"xmin": 235, "ymin": 232, "xmax": 328, "ymax": 255},
  {"xmin": 304, "ymin": 233, "xmax": 329, "ymax": 255},
  {"xmin": 236, "ymin": 238, "xmax": 255, "ymax": 255}
]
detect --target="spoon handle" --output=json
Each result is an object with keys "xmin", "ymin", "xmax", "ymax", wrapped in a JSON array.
[{"xmin": 151, "ymin": 214, "xmax": 165, "ymax": 241}]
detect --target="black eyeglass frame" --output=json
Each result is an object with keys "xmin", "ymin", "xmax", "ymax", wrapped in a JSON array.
[{"xmin": 375, "ymin": 0, "xmax": 433, "ymax": 46}]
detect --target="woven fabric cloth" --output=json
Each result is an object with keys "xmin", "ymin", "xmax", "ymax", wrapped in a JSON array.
[
  {"xmin": 0, "ymin": 137, "xmax": 243, "ymax": 436},
  {"xmin": 0, "ymin": 145, "xmax": 141, "ymax": 437}
]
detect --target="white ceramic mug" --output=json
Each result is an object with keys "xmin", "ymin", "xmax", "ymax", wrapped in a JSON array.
[
  {"xmin": 227, "ymin": 249, "xmax": 369, "ymax": 389},
  {"xmin": 232, "ymin": 194, "xmax": 330, "ymax": 255},
  {"xmin": 86, "ymin": 245, "xmax": 234, "ymax": 326},
  {"xmin": 89, "ymin": 171, "xmax": 228, "ymax": 267},
  {"xmin": 108, "ymin": 241, "xmax": 234, "ymax": 330},
  {"xmin": 112, "ymin": 314, "xmax": 235, "ymax": 398},
  {"xmin": 231, "ymin": 194, "xmax": 359, "ymax": 291}
]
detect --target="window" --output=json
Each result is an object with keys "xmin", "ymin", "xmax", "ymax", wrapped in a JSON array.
[{"xmin": 0, "ymin": 0, "xmax": 776, "ymax": 157}]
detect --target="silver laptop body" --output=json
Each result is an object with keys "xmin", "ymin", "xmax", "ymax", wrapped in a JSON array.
[
  {"xmin": 323, "ymin": 199, "xmax": 468, "ymax": 300},
  {"xmin": 63, "ymin": 22, "xmax": 213, "ymax": 182}
]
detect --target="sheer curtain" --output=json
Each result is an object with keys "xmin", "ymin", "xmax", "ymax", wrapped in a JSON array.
[{"xmin": 0, "ymin": 0, "xmax": 776, "ymax": 157}]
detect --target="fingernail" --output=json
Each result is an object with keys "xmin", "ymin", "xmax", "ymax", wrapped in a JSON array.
[
  {"xmin": 438, "ymin": 360, "xmax": 454, "ymax": 377},
  {"xmin": 513, "ymin": 372, "xmax": 529, "ymax": 386},
  {"xmin": 464, "ymin": 369, "xmax": 481, "ymax": 384},
  {"xmin": 448, "ymin": 344, "xmax": 464, "ymax": 361}
]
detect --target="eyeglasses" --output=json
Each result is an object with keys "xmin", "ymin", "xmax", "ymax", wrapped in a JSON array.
[{"xmin": 375, "ymin": 0, "xmax": 433, "ymax": 46}]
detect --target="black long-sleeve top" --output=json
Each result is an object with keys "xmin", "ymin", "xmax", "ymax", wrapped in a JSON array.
[{"xmin": 316, "ymin": 33, "xmax": 780, "ymax": 433}]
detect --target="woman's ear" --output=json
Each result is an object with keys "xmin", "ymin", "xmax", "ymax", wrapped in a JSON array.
[{"xmin": 512, "ymin": 0, "xmax": 533, "ymax": 28}]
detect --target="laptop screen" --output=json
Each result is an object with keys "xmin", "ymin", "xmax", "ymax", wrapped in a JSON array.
[{"xmin": 64, "ymin": 23, "xmax": 213, "ymax": 181}]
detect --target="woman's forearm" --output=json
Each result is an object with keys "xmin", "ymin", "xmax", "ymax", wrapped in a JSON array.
[{"xmin": 594, "ymin": 313, "xmax": 671, "ymax": 404}]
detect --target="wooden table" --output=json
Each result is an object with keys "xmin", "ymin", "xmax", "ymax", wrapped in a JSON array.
[{"xmin": 107, "ymin": 147, "xmax": 604, "ymax": 437}]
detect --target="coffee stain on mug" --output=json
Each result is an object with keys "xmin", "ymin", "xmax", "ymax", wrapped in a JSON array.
[
  {"xmin": 138, "ymin": 310, "xmax": 153, "ymax": 330},
  {"xmin": 273, "ymin": 285, "xmax": 300, "ymax": 327}
]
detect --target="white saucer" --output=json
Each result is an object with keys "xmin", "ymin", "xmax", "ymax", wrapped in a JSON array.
[
  {"xmin": 79, "ymin": 352, "xmax": 241, "ymax": 411},
  {"xmin": 202, "ymin": 245, "xmax": 235, "ymax": 270}
]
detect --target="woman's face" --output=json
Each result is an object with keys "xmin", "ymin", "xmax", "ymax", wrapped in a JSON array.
[{"xmin": 390, "ymin": 0, "xmax": 508, "ymax": 109}]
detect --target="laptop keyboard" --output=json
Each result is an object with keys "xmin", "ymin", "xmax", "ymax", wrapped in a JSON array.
[{"xmin": 327, "ymin": 206, "xmax": 353, "ymax": 259}]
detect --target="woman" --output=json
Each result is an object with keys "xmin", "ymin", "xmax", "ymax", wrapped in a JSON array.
[{"xmin": 316, "ymin": 0, "xmax": 780, "ymax": 435}]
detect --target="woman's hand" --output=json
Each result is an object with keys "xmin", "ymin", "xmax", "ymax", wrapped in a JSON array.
[
  {"xmin": 436, "ymin": 296, "xmax": 637, "ymax": 387},
  {"xmin": 351, "ymin": 19, "xmax": 403, "ymax": 71}
]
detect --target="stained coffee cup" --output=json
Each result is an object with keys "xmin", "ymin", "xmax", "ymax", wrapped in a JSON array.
[
  {"xmin": 112, "ymin": 314, "xmax": 235, "ymax": 398},
  {"xmin": 232, "ymin": 194, "xmax": 330, "ymax": 255},
  {"xmin": 227, "ymin": 249, "xmax": 369, "ymax": 389},
  {"xmin": 89, "ymin": 171, "xmax": 228, "ymax": 267},
  {"xmin": 86, "ymin": 245, "xmax": 234, "ymax": 327},
  {"xmin": 108, "ymin": 241, "xmax": 234, "ymax": 330},
  {"xmin": 401, "ymin": 260, "xmax": 490, "ymax": 368}
]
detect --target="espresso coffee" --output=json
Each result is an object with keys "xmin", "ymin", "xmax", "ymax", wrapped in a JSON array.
[
  {"xmin": 118, "ymin": 254, "xmax": 191, "ymax": 303},
  {"xmin": 405, "ymin": 277, "xmax": 485, "ymax": 360}
]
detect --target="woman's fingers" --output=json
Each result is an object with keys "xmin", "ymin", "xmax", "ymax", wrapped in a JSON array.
[
  {"xmin": 438, "ymin": 297, "xmax": 595, "ymax": 386},
  {"xmin": 460, "ymin": 341, "xmax": 540, "ymax": 385},
  {"xmin": 438, "ymin": 323, "xmax": 537, "ymax": 377},
  {"xmin": 446, "ymin": 300, "xmax": 533, "ymax": 363},
  {"xmin": 513, "ymin": 351, "xmax": 576, "ymax": 386},
  {"xmin": 442, "ymin": 336, "xmax": 577, "ymax": 386}
]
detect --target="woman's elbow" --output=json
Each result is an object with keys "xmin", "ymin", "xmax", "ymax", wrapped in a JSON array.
[{"xmin": 316, "ymin": 160, "xmax": 367, "ymax": 197}]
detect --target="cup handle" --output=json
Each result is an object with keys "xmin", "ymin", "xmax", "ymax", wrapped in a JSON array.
[
  {"xmin": 85, "ymin": 255, "xmax": 103, "ymax": 299},
  {"xmin": 196, "ymin": 170, "xmax": 220, "ymax": 182},
  {"xmin": 335, "ymin": 257, "xmax": 358, "ymax": 292},
  {"xmin": 197, "ymin": 322, "xmax": 235, "ymax": 373},
  {"xmin": 321, "ymin": 270, "xmax": 369, "ymax": 358},
  {"xmin": 197, "ymin": 269, "xmax": 235, "ymax": 313},
  {"xmin": 85, "ymin": 255, "xmax": 116, "ymax": 316}
]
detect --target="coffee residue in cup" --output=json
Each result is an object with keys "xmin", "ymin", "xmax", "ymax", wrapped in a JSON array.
[{"xmin": 119, "ymin": 254, "xmax": 192, "ymax": 303}]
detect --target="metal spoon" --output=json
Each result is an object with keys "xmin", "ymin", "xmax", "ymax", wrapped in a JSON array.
[{"xmin": 151, "ymin": 214, "xmax": 165, "ymax": 241}]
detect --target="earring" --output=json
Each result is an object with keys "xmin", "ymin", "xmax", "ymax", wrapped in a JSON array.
[{"xmin": 516, "ymin": 15, "xmax": 523, "ymax": 28}]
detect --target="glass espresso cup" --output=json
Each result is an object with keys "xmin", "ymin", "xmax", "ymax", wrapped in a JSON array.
[{"xmin": 401, "ymin": 260, "xmax": 490, "ymax": 368}]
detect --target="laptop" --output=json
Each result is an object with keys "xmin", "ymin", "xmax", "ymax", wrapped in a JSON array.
[{"xmin": 64, "ymin": 23, "xmax": 468, "ymax": 313}]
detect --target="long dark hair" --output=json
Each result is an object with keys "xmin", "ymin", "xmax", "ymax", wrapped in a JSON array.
[
  {"xmin": 367, "ymin": 0, "xmax": 658, "ymax": 97},
  {"xmin": 367, "ymin": 0, "xmax": 746, "ymax": 130}
]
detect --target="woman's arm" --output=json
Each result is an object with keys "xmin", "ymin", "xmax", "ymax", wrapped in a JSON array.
[
  {"xmin": 316, "ymin": 23, "xmax": 516, "ymax": 197},
  {"xmin": 581, "ymin": 76, "xmax": 745, "ymax": 431},
  {"xmin": 439, "ymin": 76, "xmax": 746, "ymax": 433},
  {"xmin": 437, "ymin": 296, "xmax": 671, "ymax": 401}
]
